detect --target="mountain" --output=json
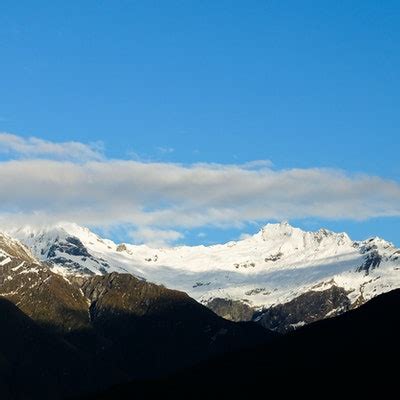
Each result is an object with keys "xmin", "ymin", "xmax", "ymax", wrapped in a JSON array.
[
  {"xmin": 0, "ymin": 233, "xmax": 273, "ymax": 399},
  {"xmin": 12, "ymin": 222, "xmax": 400, "ymax": 331},
  {"xmin": 1, "ymin": 227, "xmax": 399, "ymax": 398},
  {"xmin": 0, "ymin": 298, "xmax": 94, "ymax": 400},
  {"xmin": 0, "ymin": 232, "xmax": 91, "ymax": 333},
  {"xmin": 0, "ymin": 231, "xmax": 36, "ymax": 264},
  {"xmin": 86, "ymin": 288, "xmax": 400, "ymax": 399}
]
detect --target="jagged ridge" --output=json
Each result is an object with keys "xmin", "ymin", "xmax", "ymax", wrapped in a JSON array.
[{"xmin": 9, "ymin": 221, "xmax": 400, "ymax": 331}]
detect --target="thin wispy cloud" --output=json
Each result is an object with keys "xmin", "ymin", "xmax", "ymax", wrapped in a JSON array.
[
  {"xmin": 129, "ymin": 227, "xmax": 183, "ymax": 247},
  {"xmin": 0, "ymin": 134, "xmax": 400, "ymax": 243},
  {"xmin": 242, "ymin": 160, "xmax": 273, "ymax": 169},
  {"xmin": 0, "ymin": 132, "xmax": 103, "ymax": 161},
  {"xmin": 156, "ymin": 146, "xmax": 175, "ymax": 154}
]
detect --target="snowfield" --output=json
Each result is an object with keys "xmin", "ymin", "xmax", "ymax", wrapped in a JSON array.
[{"xmin": 11, "ymin": 221, "xmax": 400, "ymax": 312}]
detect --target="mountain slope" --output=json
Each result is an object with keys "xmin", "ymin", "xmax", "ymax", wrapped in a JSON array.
[
  {"xmin": 0, "ymin": 297, "xmax": 94, "ymax": 399},
  {"xmin": 185, "ymin": 288, "xmax": 400, "ymax": 380},
  {"xmin": 74, "ymin": 272, "xmax": 273, "ymax": 380},
  {"xmin": 87, "ymin": 288, "xmax": 400, "ymax": 399},
  {"xmin": 0, "ymin": 232, "xmax": 90, "ymax": 333},
  {"xmin": 12, "ymin": 222, "xmax": 400, "ymax": 331},
  {"xmin": 0, "ymin": 235, "xmax": 274, "ymax": 399},
  {"xmin": 0, "ymin": 232, "xmax": 36, "ymax": 264}
]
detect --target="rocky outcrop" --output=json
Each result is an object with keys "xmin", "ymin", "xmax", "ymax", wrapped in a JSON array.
[
  {"xmin": 206, "ymin": 298, "xmax": 255, "ymax": 322},
  {"xmin": 46, "ymin": 236, "xmax": 112, "ymax": 274},
  {"xmin": 206, "ymin": 286, "xmax": 352, "ymax": 332},
  {"xmin": 256, "ymin": 286, "xmax": 351, "ymax": 332},
  {"xmin": 357, "ymin": 250, "xmax": 382, "ymax": 275}
]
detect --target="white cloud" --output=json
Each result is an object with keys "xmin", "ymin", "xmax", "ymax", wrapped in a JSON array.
[
  {"xmin": 129, "ymin": 227, "xmax": 183, "ymax": 247},
  {"xmin": 0, "ymin": 134, "xmax": 400, "ymax": 243},
  {"xmin": 0, "ymin": 132, "xmax": 103, "ymax": 161}
]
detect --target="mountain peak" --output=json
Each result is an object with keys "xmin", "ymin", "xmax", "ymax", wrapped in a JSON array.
[
  {"xmin": 255, "ymin": 222, "xmax": 353, "ymax": 250},
  {"xmin": 262, "ymin": 221, "xmax": 291, "ymax": 229},
  {"xmin": 12, "ymin": 221, "xmax": 88, "ymax": 236},
  {"xmin": 258, "ymin": 221, "xmax": 303, "ymax": 241}
]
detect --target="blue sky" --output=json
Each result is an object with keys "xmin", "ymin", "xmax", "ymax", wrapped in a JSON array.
[{"xmin": 0, "ymin": 1, "xmax": 400, "ymax": 246}]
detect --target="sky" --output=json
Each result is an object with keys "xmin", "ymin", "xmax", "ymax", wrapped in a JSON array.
[{"xmin": 0, "ymin": 0, "xmax": 400, "ymax": 246}]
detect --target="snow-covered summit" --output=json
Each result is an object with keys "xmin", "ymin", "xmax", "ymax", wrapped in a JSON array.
[{"xmin": 254, "ymin": 222, "xmax": 352, "ymax": 252}]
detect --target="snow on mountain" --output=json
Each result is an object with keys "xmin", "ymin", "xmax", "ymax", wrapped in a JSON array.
[
  {"xmin": 10, "ymin": 222, "xmax": 400, "ymax": 323},
  {"xmin": 0, "ymin": 231, "xmax": 37, "ymax": 266},
  {"xmin": 13, "ymin": 223, "xmax": 116, "ymax": 276}
]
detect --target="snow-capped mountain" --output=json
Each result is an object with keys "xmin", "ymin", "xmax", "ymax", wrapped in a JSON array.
[
  {"xmin": 0, "ymin": 231, "xmax": 273, "ymax": 399},
  {"xmin": 0, "ymin": 231, "xmax": 37, "ymax": 265},
  {"xmin": 11, "ymin": 222, "xmax": 400, "ymax": 331}
]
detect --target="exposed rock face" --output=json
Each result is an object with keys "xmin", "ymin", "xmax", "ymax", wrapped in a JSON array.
[
  {"xmin": 256, "ymin": 286, "xmax": 351, "ymax": 333},
  {"xmin": 47, "ymin": 235, "xmax": 112, "ymax": 274},
  {"xmin": 206, "ymin": 286, "xmax": 353, "ymax": 333},
  {"xmin": 206, "ymin": 298, "xmax": 255, "ymax": 322},
  {"xmin": 48, "ymin": 236, "xmax": 92, "ymax": 258},
  {"xmin": 0, "ymin": 258, "xmax": 89, "ymax": 332},
  {"xmin": 357, "ymin": 250, "xmax": 382, "ymax": 274}
]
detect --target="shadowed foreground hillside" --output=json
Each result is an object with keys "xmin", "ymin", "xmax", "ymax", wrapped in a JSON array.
[
  {"xmin": 0, "ymin": 267, "xmax": 274, "ymax": 399},
  {"xmin": 88, "ymin": 289, "xmax": 400, "ymax": 398}
]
